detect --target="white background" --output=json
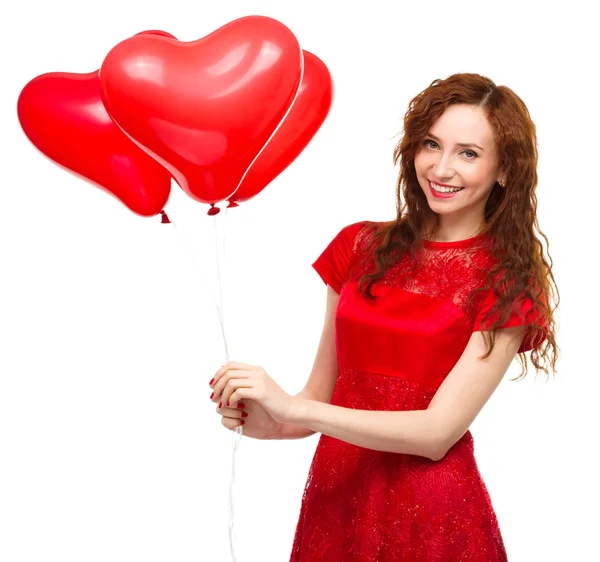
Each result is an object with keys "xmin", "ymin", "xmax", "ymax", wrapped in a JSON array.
[{"xmin": 1, "ymin": 1, "xmax": 598, "ymax": 561}]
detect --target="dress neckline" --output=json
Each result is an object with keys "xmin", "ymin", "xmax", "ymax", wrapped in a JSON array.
[{"xmin": 422, "ymin": 232, "xmax": 489, "ymax": 249}]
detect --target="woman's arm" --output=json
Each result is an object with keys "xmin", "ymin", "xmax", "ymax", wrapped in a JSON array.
[
  {"xmin": 286, "ymin": 325, "xmax": 526, "ymax": 460},
  {"xmin": 270, "ymin": 286, "xmax": 341, "ymax": 440}
]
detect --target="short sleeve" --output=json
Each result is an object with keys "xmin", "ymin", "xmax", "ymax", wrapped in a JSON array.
[
  {"xmin": 473, "ymin": 282, "xmax": 549, "ymax": 354},
  {"xmin": 312, "ymin": 221, "xmax": 365, "ymax": 294}
]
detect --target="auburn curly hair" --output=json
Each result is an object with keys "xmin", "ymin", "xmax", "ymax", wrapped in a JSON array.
[{"xmin": 357, "ymin": 73, "xmax": 560, "ymax": 381}]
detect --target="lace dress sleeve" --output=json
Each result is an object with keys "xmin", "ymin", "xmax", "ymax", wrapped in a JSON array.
[
  {"xmin": 312, "ymin": 221, "xmax": 365, "ymax": 294},
  {"xmin": 472, "ymin": 280, "xmax": 549, "ymax": 353}
]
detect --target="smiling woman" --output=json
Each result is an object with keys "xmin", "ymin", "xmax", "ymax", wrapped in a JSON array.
[
  {"xmin": 211, "ymin": 72, "xmax": 560, "ymax": 562},
  {"xmin": 284, "ymin": 73, "xmax": 560, "ymax": 562}
]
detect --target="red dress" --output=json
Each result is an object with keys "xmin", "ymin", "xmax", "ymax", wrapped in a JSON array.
[{"xmin": 289, "ymin": 221, "xmax": 548, "ymax": 562}]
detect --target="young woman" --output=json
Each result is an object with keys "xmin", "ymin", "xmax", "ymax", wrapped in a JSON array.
[{"xmin": 208, "ymin": 72, "xmax": 560, "ymax": 561}]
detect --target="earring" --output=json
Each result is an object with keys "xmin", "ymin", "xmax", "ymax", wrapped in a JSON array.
[{"xmin": 498, "ymin": 178, "xmax": 506, "ymax": 187}]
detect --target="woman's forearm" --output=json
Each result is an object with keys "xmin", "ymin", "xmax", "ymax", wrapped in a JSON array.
[{"xmin": 289, "ymin": 398, "xmax": 443, "ymax": 460}]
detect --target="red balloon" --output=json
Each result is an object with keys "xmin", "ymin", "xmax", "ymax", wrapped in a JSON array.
[
  {"xmin": 228, "ymin": 50, "xmax": 333, "ymax": 206},
  {"xmin": 99, "ymin": 16, "xmax": 303, "ymax": 215},
  {"xmin": 17, "ymin": 30, "xmax": 177, "ymax": 217}
]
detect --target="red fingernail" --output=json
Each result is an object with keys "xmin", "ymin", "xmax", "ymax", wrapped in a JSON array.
[
  {"xmin": 209, "ymin": 378, "xmax": 214, "ymax": 386},
  {"xmin": 210, "ymin": 392, "xmax": 214, "ymax": 399},
  {"xmin": 237, "ymin": 403, "xmax": 245, "ymax": 409},
  {"xmin": 240, "ymin": 420, "xmax": 246, "ymax": 425},
  {"xmin": 226, "ymin": 402, "xmax": 230, "ymax": 407},
  {"xmin": 218, "ymin": 402, "xmax": 222, "ymax": 408},
  {"xmin": 242, "ymin": 412, "xmax": 248, "ymax": 418}
]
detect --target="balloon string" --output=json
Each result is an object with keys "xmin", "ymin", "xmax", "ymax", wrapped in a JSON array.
[
  {"xmin": 163, "ymin": 211, "xmax": 222, "ymax": 323},
  {"xmin": 213, "ymin": 208, "xmax": 229, "ymax": 361},
  {"xmin": 162, "ymin": 207, "xmax": 242, "ymax": 562},
  {"xmin": 213, "ymin": 207, "xmax": 244, "ymax": 562}
]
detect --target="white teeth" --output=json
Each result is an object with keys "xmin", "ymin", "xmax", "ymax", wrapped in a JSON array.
[{"xmin": 431, "ymin": 182, "xmax": 462, "ymax": 193}]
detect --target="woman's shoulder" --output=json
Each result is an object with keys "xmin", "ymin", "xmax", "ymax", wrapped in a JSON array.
[{"xmin": 334, "ymin": 219, "xmax": 382, "ymax": 243}]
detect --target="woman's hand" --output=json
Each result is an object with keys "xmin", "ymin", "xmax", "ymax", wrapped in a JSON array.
[
  {"xmin": 209, "ymin": 361, "xmax": 299, "ymax": 424},
  {"xmin": 215, "ymin": 400, "xmax": 280, "ymax": 440}
]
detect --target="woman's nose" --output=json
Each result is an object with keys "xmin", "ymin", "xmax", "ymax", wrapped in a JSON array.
[{"xmin": 432, "ymin": 157, "xmax": 455, "ymax": 179}]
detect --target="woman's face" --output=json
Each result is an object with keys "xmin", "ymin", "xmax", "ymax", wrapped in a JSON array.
[{"xmin": 413, "ymin": 104, "xmax": 503, "ymax": 226}]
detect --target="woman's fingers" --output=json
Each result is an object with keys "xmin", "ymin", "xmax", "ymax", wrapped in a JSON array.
[
  {"xmin": 217, "ymin": 403, "xmax": 246, "ymax": 430},
  {"xmin": 211, "ymin": 368, "xmax": 250, "ymax": 403},
  {"xmin": 216, "ymin": 404, "xmax": 243, "ymax": 418},
  {"xmin": 221, "ymin": 416, "xmax": 243, "ymax": 430}
]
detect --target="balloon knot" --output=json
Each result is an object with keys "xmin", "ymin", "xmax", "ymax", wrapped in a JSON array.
[
  {"xmin": 207, "ymin": 205, "xmax": 220, "ymax": 216},
  {"xmin": 160, "ymin": 211, "xmax": 171, "ymax": 223},
  {"xmin": 227, "ymin": 199, "xmax": 239, "ymax": 208}
]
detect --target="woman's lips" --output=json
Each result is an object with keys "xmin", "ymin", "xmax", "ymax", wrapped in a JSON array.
[{"xmin": 429, "ymin": 180, "xmax": 464, "ymax": 199}]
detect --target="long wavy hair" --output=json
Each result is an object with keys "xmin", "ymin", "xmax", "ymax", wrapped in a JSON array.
[{"xmin": 357, "ymin": 73, "xmax": 559, "ymax": 381}]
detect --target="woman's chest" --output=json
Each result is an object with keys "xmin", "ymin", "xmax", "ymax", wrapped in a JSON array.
[{"xmin": 335, "ymin": 280, "xmax": 477, "ymax": 387}]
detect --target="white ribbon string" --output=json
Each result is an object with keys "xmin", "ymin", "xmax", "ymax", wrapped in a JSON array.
[
  {"xmin": 164, "ymin": 205, "xmax": 242, "ymax": 562},
  {"xmin": 213, "ymin": 207, "xmax": 243, "ymax": 562}
]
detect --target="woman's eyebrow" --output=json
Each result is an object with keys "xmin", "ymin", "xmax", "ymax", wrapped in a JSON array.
[{"xmin": 426, "ymin": 132, "xmax": 485, "ymax": 151}]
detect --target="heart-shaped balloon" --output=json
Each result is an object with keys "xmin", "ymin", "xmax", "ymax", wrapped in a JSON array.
[
  {"xmin": 228, "ymin": 50, "xmax": 333, "ymax": 206},
  {"xmin": 17, "ymin": 30, "xmax": 176, "ymax": 217},
  {"xmin": 99, "ymin": 16, "xmax": 303, "ymax": 215}
]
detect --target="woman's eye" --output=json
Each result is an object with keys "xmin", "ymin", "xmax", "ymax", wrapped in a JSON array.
[{"xmin": 422, "ymin": 139, "xmax": 478, "ymax": 159}]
